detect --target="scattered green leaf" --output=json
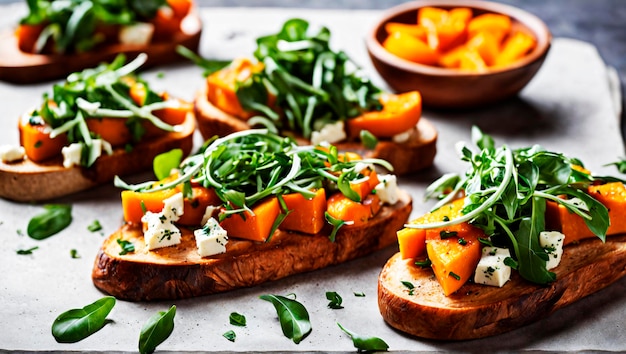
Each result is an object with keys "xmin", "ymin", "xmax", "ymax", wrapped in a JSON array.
[
  {"xmin": 260, "ymin": 294, "xmax": 311, "ymax": 344},
  {"xmin": 223, "ymin": 330, "xmax": 236, "ymax": 342},
  {"xmin": 70, "ymin": 249, "xmax": 80, "ymax": 259},
  {"xmin": 229, "ymin": 312, "xmax": 246, "ymax": 327},
  {"xmin": 353, "ymin": 292, "xmax": 365, "ymax": 297},
  {"xmin": 359, "ymin": 130, "xmax": 378, "ymax": 149},
  {"xmin": 87, "ymin": 220, "xmax": 102, "ymax": 232},
  {"xmin": 325, "ymin": 291, "xmax": 343, "ymax": 309},
  {"xmin": 51, "ymin": 296, "xmax": 116, "ymax": 343},
  {"xmin": 139, "ymin": 305, "xmax": 176, "ymax": 354},
  {"xmin": 337, "ymin": 322, "xmax": 389, "ymax": 352},
  {"xmin": 16, "ymin": 246, "xmax": 39, "ymax": 255},
  {"xmin": 27, "ymin": 204, "xmax": 72, "ymax": 240}
]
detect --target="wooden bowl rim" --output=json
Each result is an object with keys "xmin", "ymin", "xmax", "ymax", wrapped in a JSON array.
[{"xmin": 366, "ymin": 0, "xmax": 552, "ymax": 78}]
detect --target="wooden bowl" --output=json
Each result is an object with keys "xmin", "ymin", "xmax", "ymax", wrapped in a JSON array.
[{"xmin": 366, "ymin": 0, "xmax": 552, "ymax": 109}]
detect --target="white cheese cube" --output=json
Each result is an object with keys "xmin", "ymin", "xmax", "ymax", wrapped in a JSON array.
[
  {"xmin": 162, "ymin": 192, "xmax": 184, "ymax": 222},
  {"xmin": 194, "ymin": 217, "xmax": 228, "ymax": 257},
  {"xmin": 142, "ymin": 211, "xmax": 181, "ymax": 250},
  {"xmin": 119, "ymin": 22, "xmax": 155, "ymax": 46},
  {"xmin": 375, "ymin": 174, "xmax": 399, "ymax": 205},
  {"xmin": 392, "ymin": 130, "xmax": 411, "ymax": 143},
  {"xmin": 539, "ymin": 231, "xmax": 565, "ymax": 270},
  {"xmin": 310, "ymin": 121, "xmax": 346, "ymax": 145},
  {"xmin": 474, "ymin": 246, "xmax": 511, "ymax": 287},
  {"xmin": 0, "ymin": 145, "xmax": 25, "ymax": 162},
  {"xmin": 61, "ymin": 143, "xmax": 83, "ymax": 168},
  {"xmin": 200, "ymin": 205, "xmax": 220, "ymax": 226}
]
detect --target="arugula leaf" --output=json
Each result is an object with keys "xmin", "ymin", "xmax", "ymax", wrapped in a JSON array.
[
  {"xmin": 337, "ymin": 322, "xmax": 389, "ymax": 352},
  {"xmin": 359, "ymin": 130, "xmax": 378, "ymax": 149},
  {"xmin": 139, "ymin": 305, "xmax": 176, "ymax": 354},
  {"xmin": 259, "ymin": 294, "xmax": 311, "ymax": 344},
  {"xmin": 27, "ymin": 204, "xmax": 72, "ymax": 240},
  {"xmin": 229, "ymin": 312, "xmax": 246, "ymax": 326},
  {"xmin": 176, "ymin": 45, "xmax": 230, "ymax": 76},
  {"xmin": 52, "ymin": 296, "xmax": 116, "ymax": 343},
  {"xmin": 325, "ymin": 291, "xmax": 344, "ymax": 309}
]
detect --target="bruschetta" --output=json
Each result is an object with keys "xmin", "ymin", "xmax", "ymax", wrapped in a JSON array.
[
  {"xmin": 92, "ymin": 130, "xmax": 413, "ymax": 301},
  {"xmin": 0, "ymin": 0, "xmax": 201, "ymax": 83},
  {"xmin": 190, "ymin": 18, "xmax": 437, "ymax": 176},
  {"xmin": 378, "ymin": 126, "xmax": 626, "ymax": 339},
  {"xmin": 0, "ymin": 53, "xmax": 195, "ymax": 202}
]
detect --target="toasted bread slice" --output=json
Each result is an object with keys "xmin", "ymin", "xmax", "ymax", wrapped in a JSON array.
[
  {"xmin": 378, "ymin": 235, "xmax": 626, "ymax": 340},
  {"xmin": 0, "ymin": 9, "xmax": 201, "ymax": 84},
  {"xmin": 0, "ymin": 112, "xmax": 195, "ymax": 202},
  {"xmin": 92, "ymin": 189, "xmax": 412, "ymax": 301},
  {"xmin": 193, "ymin": 86, "xmax": 437, "ymax": 176}
]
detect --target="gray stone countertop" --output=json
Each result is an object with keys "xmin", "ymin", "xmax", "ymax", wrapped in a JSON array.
[{"xmin": 0, "ymin": 3, "xmax": 625, "ymax": 354}]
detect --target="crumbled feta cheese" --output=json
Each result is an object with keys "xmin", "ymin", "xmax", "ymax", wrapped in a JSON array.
[
  {"xmin": 119, "ymin": 22, "xmax": 155, "ymax": 46},
  {"xmin": 0, "ymin": 145, "xmax": 25, "ymax": 162},
  {"xmin": 474, "ymin": 246, "xmax": 511, "ymax": 287},
  {"xmin": 201, "ymin": 205, "xmax": 220, "ymax": 226},
  {"xmin": 61, "ymin": 143, "xmax": 83, "ymax": 168},
  {"xmin": 392, "ymin": 130, "xmax": 412, "ymax": 143},
  {"xmin": 162, "ymin": 193, "xmax": 184, "ymax": 222},
  {"xmin": 374, "ymin": 174, "xmax": 399, "ymax": 205},
  {"xmin": 194, "ymin": 217, "xmax": 228, "ymax": 257},
  {"xmin": 539, "ymin": 231, "xmax": 565, "ymax": 270},
  {"xmin": 310, "ymin": 121, "xmax": 346, "ymax": 145},
  {"xmin": 142, "ymin": 211, "xmax": 181, "ymax": 250}
]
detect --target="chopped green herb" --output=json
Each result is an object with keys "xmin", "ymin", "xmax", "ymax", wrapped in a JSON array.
[
  {"xmin": 449, "ymin": 272, "xmax": 461, "ymax": 281},
  {"xmin": 223, "ymin": 330, "xmax": 236, "ymax": 342},
  {"xmin": 16, "ymin": 246, "xmax": 39, "ymax": 255},
  {"xmin": 117, "ymin": 239, "xmax": 135, "ymax": 255},
  {"xmin": 353, "ymin": 292, "xmax": 365, "ymax": 297},
  {"xmin": 17, "ymin": 229, "xmax": 24, "ymax": 237},
  {"xmin": 458, "ymin": 238, "xmax": 467, "ymax": 245},
  {"xmin": 229, "ymin": 312, "xmax": 246, "ymax": 327},
  {"xmin": 439, "ymin": 230, "xmax": 458, "ymax": 239},
  {"xmin": 414, "ymin": 259, "xmax": 431, "ymax": 268},
  {"xmin": 325, "ymin": 291, "xmax": 344, "ymax": 309},
  {"xmin": 70, "ymin": 249, "xmax": 80, "ymax": 259},
  {"xmin": 87, "ymin": 220, "xmax": 102, "ymax": 232},
  {"xmin": 401, "ymin": 280, "xmax": 415, "ymax": 295}
]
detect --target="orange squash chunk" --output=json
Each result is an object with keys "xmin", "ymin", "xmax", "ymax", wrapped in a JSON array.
[
  {"xmin": 177, "ymin": 186, "xmax": 222, "ymax": 226},
  {"xmin": 281, "ymin": 188, "xmax": 327, "ymax": 234},
  {"xmin": 346, "ymin": 91, "xmax": 422, "ymax": 139},
  {"xmin": 493, "ymin": 31, "xmax": 536, "ymax": 67},
  {"xmin": 206, "ymin": 58, "xmax": 265, "ymax": 119},
  {"xmin": 122, "ymin": 188, "xmax": 179, "ymax": 224},
  {"xmin": 467, "ymin": 13, "xmax": 512, "ymax": 43},
  {"xmin": 18, "ymin": 115, "xmax": 68, "ymax": 162},
  {"xmin": 384, "ymin": 22, "xmax": 427, "ymax": 41},
  {"xmin": 426, "ymin": 222, "xmax": 483, "ymax": 296},
  {"xmin": 546, "ymin": 182, "xmax": 626, "ymax": 245},
  {"xmin": 326, "ymin": 193, "xmax": 381, "ymax": 227},
  {"xmin": 382, "ymin": 31, "xmax": 440, "ymax": 65},
  {"xmin": 220, "ymin": 197, "xmax": 281, "ymax": 242}
]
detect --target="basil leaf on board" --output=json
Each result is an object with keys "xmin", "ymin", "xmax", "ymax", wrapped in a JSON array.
[
  {"xmin": 139, "ymin": 305, "xmax": 176, "ymax": 354},
  {"xmin": 229, "ymin": 312, "xmax": 246, "ymax": 326},
  {"xmin": 337, "ymin": 322, "xmax": 389, "ymax": 352},
  {"xmin": 87, "ymin": 220, "xmax": 102, "ymax": 232},
  {"xmin": 325, "ymin": 291, "xmax": 344, "ymax": 309},
  {"xmin": 259, "ymin": 294, "xmax": 311, "ymax": 344},
  {"xmin": 51, "ymin": 296, "xmax": 116, "ymax": 343},
  {"xmin": 27, "ymin": 204, "xmax": 72, "ymax": 240},
  {"xmin": 153, "ymin": 148, "xmax": 183, "ymax": 181}
]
